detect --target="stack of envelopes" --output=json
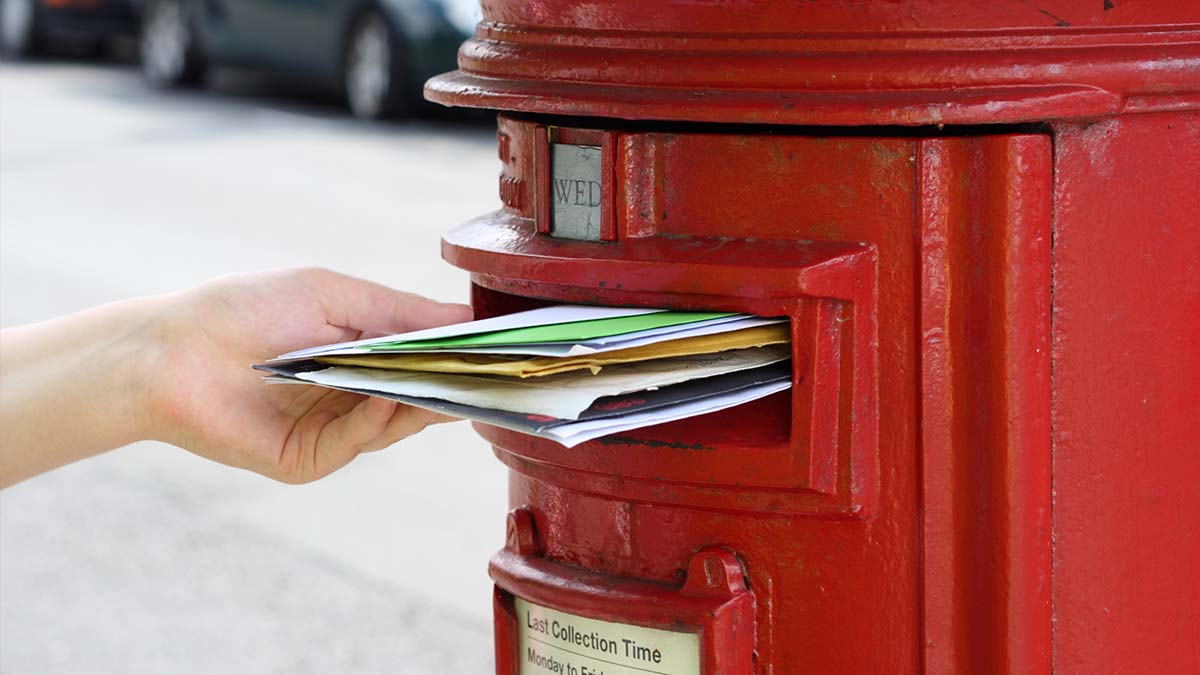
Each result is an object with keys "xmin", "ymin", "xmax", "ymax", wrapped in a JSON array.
[{"xmin": 256, "ymin": 306, "xmax": 792, "ymax": 447}]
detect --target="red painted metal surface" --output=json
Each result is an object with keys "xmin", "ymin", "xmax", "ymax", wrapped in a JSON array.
[
  {"xmin": 427, "ymin": 2, "xmax": 1200, "ymax": 673},
  {"xmin": 492, "ymin": 508, "xmax": 756, "ymax": 673},
  {"xmin": 427, "ymin": 3, "xmax": 1200, "ymax": 126},
  {"xmin": 1050, "ymin": 111, "xmax": 1200, "ymax": 673},
  {"xmin": 916, "ymin": 136, "xmax": 1054, "ymax": 673}
]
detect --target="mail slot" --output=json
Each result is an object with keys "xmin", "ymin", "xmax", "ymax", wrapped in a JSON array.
[{"xmin": 427, "ymin": 3, "xmax": 1200, "ymax": 673}]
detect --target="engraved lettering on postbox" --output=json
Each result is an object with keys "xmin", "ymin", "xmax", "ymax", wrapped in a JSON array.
[
  {"xmin": 515, "ymin": 597, "xmax": 700, "ymax": 675},
  {"xmin": 550, "ymin": 143, "xmax": 603, "ymax": 241}
]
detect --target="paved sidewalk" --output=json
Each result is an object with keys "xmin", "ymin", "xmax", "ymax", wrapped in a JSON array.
[{"xmin": 1, "ymin": 59, "xmax": 507, "ymax": 673}]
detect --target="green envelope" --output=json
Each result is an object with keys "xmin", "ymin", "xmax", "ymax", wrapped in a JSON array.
[{"xmin": 364, "ymin": 311, "xmax": 736, "ymax": 351}]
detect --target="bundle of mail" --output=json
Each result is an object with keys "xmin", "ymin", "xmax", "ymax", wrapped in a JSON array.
[{"xmin": 257, "ymin": 306, "xmax": 792, "ymax": 448}]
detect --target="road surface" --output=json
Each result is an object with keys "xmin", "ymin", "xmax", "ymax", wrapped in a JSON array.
[{"xmin": 1, "ymin": 58, "xmax": 506, "ymax": 673}]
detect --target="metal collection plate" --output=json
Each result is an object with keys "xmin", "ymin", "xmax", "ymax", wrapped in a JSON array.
[
  {"xmin": 550, "ymin": 143, "xmax": 603, "ymax": 241},
  {"xmin": 516, "ymin": 597, "xmax": 700, "ymax": 675}
]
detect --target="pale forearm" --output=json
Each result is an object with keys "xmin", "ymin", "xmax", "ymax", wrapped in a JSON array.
[
  {"xmin": 0, "ymin": 268, "xmax": 470, "ymax": 488},
  {"xmin": 0, "ymin": 296, "xmax": 166, "ymax": 488}
]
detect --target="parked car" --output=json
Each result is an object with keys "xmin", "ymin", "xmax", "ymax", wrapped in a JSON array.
[
  {"xmin": 138, "ymin": 0, "xmax": 477, "ymax": 119},
  {"xmin": 1, "ymin": 0, "xmax": 139, "ymax": 57}
]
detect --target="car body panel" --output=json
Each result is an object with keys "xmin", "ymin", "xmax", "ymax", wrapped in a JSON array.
[
  {"xmin": 187, "ymin": 0, "xmax": 470, "ymax": 87},
  {"xmin": 36, "ymin": 0, "xmax": 139, "ymax": 42}
]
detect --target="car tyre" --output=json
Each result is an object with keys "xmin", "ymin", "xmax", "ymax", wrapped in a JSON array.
[
  {"xmin": 343, "ymin": 10, "xmax": 411, "ymax": 120},
  {"xmin": 0, "ymin": 0, "xmax": 41, "ymax": 58},
  {"xmin": 140, "ymin": 0, "xmax": 205, "ymax": 87}
]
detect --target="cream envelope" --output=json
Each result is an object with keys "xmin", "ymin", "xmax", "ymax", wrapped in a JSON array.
[{"xmin": 315, "ymin": 324, "xmax": 790, "ymax": 378}]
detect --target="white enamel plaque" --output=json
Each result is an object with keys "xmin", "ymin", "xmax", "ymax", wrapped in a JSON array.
[
  {"xmin": 515, "ymin": 597, "xmax": 701, "ymax": 675},
  {"xmin": 549, "ymin": 143, "xmax": 603, "ymax": 241}
]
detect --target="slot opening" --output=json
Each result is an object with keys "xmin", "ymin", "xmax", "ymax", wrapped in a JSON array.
[{"xmin": 469, "ymin": 284, "xmax": 796, "ymax": 452}]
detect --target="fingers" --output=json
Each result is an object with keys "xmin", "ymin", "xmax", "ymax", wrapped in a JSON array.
[
  {"xmin": 307, "ymin": 397, "xmax": 453, "ymax": 479},
  {"xmin": 359, "ymin": 405, "xmax": 448, "ymax": 453},
  {"xmin": 427, "ymin": 412, "xmax": 466, "ymax": 426},
  {"xmin": 310, "ymin": 395, "xmax": 399, "ymax": 478},
  {"xmin": 298, "ymin": 268, "xmax": 473, "ymax": 337}
]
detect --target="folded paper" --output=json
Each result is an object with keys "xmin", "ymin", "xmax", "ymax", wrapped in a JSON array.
[
  {"xmin": 361, "ymin": 310, "xmax": 735, "ymax": 351},
  {"xmin": 315, "ymin": 324, "xmax": 790, "ymax": 377},
  {"xmin": 275, "ymin": 304, "xmax": 664, "ymax": 361},
  {"xmin": 293, "ymin": 344, "xmax": 790, "ymax": 420},
  {"xmin": 258, "ymin": 361, "xmax": 792, "ymax": 448}
]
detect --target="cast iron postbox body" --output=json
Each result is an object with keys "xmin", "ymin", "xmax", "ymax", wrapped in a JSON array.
[{"xmin": 426, "ymin": 3, "xmax": 1200, "ymax": 673}]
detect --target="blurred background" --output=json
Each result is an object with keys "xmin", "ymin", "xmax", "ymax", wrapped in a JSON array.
[{"xmin": 0, "ymin": 1, "xmax": 510, "ymax": 672}]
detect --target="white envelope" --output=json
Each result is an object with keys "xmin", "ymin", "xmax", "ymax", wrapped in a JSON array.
[
  {"xmin": 293, "ymin": 344, "xmax": 791, "ymax": 420},
  {"xmin": 545, "ymin": 379, "xmax": 791, "ymax": 447},
  {"xmin": 261, "ymin": 375, "xmax": 791, "ymax": 448},
  {"xmin": 275, "ymin": 305, "xmax": 663, "ymax": 361},
  {"xmin": 415, "ymin": 316, "xmax": 788, "ymax": 358}
]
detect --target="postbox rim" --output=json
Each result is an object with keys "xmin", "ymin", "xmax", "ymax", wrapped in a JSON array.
[{"xmin": 426, "ymin": 21, "xmax": 1200, "ymax": 125}]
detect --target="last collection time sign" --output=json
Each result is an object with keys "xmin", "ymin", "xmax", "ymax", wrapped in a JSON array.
[{"xmin": 515, "ymin": 597, "xmax": 700, "ymax": 675}]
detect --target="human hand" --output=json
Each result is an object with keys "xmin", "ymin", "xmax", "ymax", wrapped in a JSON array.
[{"xmin": 142, "ymin": 268, "xmax": 472, "ymax": 483}]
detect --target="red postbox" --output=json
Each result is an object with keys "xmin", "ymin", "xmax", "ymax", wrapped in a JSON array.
[{"xmin": 426, "ymin": 3, "xmax": 1200, "ymax": 673}]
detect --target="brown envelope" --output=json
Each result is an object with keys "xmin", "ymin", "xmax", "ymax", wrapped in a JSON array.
[{"xmin": 315, "ymin": 324, "xmax": 791, "ymax": 378}]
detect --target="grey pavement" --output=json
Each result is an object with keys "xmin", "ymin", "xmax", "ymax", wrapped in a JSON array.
[{"xmin": 1, "ymin": 58, "xmax": 507, "ymax": 673}]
